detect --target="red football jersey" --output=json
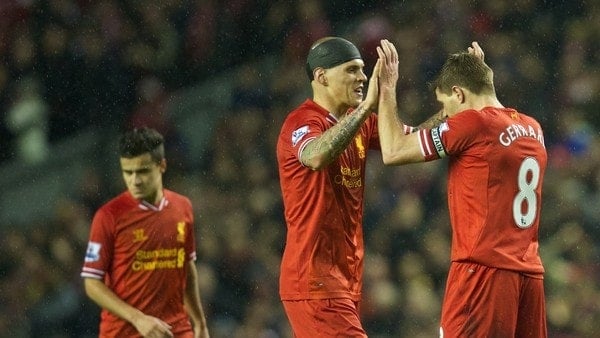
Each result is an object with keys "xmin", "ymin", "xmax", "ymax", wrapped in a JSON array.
[
  {"xmin": 276, "ymin": 99, "xmax": 379, "ymax": 301},
  {"xmin": 81, "ymin": 189, "xmax": 196, "ymax": 337},
  {"xmin": 418, "ymin": 107, "xmax": 546, "ymax": 274}
]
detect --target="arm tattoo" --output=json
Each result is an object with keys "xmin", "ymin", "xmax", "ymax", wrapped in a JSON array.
[
  {"xmin": 302, "ymin": 105, "xmax": 370, "ymax": 166},
  {"xmin": 403, "ymin": 110, "xmax": 447, "ymax": 132},
  {"xmin": 417, "ymin": 111, "xmax": 447, "ymax": 130}
]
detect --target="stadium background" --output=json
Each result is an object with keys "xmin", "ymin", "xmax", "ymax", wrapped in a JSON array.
[{"xmin": 0, "ymin": 1, "xmax": 598, "ymax": 337}]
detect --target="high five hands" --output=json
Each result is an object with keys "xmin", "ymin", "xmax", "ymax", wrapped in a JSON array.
[
  {"xmin": 364, "ymin": 39, "xmax": 399, "ymax": 111},
  {"xmin": 369, "ymin": 39, "xmax": 485, "ymax": 108},
  {"xmin": 375, "ymin": 39, "xmax": 485, "ymax": 77},
  {"xmin": 376, "ymin": 39, "xmax": 398, "ymax": 90}
]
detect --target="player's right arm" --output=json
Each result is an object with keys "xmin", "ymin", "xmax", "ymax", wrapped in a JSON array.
[
  {"xmin": 377, "ymin": 39, "xmax": 426, "ymax": 165},
  {"xmin": 300, "ymin": 60, "xmax": 381, "ymax": 170},
  {"xmin": 84, "ymin": 278, "xmax": 174, "ymax": 338}
]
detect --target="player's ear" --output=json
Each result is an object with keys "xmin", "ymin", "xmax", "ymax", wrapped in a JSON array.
[
  {"xmin": 315, "ymin": 68, "xmax": 328, "ymax": 85},
  {"xmin": 452, "ymin": 86, "xmax": 465, "ymax": 103},
  {"xmin": 159, "ymin": 159, "xmax": 167, "ymax": 174}
]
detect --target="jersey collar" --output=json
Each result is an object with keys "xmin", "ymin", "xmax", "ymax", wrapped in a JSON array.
[{"xmin": 138, "ymin": 196, "xmax": 169, "ymax": 211}]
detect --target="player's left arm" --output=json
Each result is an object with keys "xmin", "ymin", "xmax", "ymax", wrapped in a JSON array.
[{"xmin": 184, "ymin": 260, "xmax": 210, "ymax": 338}]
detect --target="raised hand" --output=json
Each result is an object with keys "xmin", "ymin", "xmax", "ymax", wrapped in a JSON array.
[
  {"xmin": 468, "ymin": 41, "xmax": 484, "ymax": 61},
  {"xmin": 363, "ymin": 58, "xmax": 381, "ymax": 111},
  {"xmin": 376, "ymin": 39, "xmax": 399, "ymax": 89}
]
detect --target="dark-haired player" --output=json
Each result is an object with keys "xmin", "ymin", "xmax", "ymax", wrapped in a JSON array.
[
  {"xmin": 81, "ymin": 127, "xmax": 210, "ymax": 338},
  {"xmin": 377, "ymin": 39, "xmax": 547, "ymax": 337}
]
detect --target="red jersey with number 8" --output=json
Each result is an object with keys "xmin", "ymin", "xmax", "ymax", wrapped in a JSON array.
[{"xmin": 418, "ymin": 107, "xmax": 546, "ymax": 275}]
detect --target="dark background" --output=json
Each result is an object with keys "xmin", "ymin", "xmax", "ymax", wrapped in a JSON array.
[{"xmin": 0, "ymin": 1, "xmax": 598, "ymax": 337}]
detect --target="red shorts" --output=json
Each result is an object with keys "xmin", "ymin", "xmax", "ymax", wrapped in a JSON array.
[
  {"xmin": 282, "ymin": 298, "xmax": 367, "ymax": 338},
  {"xmin": 440, "ymin": 262, "xmax": 547, "ymax": 338}
]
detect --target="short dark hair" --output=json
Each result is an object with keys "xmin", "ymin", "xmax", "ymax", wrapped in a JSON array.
[
  {"xmin": 119, "ymin": 127, "xmax": 165, "ymax": 162},
  {"xmin": 431, "ymin": 52, "xmax": 495, "ymax": 95}
]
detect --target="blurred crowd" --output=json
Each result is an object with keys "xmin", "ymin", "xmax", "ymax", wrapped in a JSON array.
[{"xmin": 0, "ymin": 0, "xmax": 599, "ymax": 337}]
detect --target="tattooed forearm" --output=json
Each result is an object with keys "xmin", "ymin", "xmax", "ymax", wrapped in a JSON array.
[
  {"xmin": 301, "ymin": 105, "xmax": 370, "ymax": 169},
  {"xmin": 417, "ymin": 110, "xmax": 447, "ymax": 130},
  {"xmin": 400, "ymin": 110, "xmax": 447, "ymax": 132}
]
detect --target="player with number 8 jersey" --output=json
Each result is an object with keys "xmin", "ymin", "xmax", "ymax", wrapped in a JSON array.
[
  {"xmin": 425, "ymin": 106, "xmax": 546, "ymax": 274},
  {"xmin": 376, "ymin": 39, "xmax": 548, "ymax": 337}
]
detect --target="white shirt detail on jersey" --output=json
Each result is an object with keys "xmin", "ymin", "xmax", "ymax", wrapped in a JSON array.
[
  {"xmin": 292, "ymin": 125, "xmax": 310, "ymax": 147},
  {"xmin": 84, "ymin": 241, "xmax": 102, "ymax": 262}
]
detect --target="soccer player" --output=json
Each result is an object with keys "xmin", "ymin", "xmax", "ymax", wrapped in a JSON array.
[
  {"xmin": 376, "ymin": 39, "xmax": 548, "ymax": 337},
  {"xmin": 81, "ymin": 127, "xmax": 209, "ymax": 338},
  {"xmin": 276, "ymin": 37, "xmax": 443, "ymax": 337},
  {"xmin": 276, "ymin": 36, "xmax": 378, "ymax": 337}
]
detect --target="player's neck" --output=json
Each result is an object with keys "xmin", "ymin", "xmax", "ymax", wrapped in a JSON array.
[
  {"xmin": 312, "ymin": 95, "xmax": 348, "ymax": 119},
  {"xmin": 467, "ymin": 94, "xmax": 504, "ymax": 111},
  {"xmin": 142, "ymin": 189, "xmax": 164, "ymax": 206}
]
